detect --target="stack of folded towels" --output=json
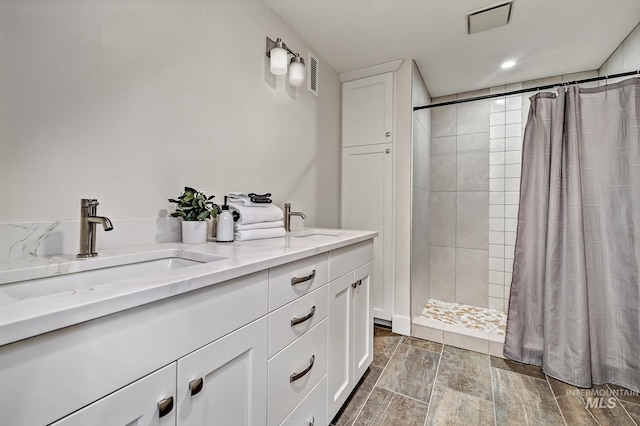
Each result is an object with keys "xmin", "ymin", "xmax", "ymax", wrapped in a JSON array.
[{"xmin": 228, "ymin": 192, "xmax": 286, "ymax": 241}]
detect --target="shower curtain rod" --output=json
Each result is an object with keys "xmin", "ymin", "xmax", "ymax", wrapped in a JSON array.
[{"xmin": 413, "ymin": 69, "xmax": 640, "ymax": 111}]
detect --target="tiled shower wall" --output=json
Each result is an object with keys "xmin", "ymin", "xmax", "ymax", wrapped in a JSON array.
[
  {"xmin": 486, "ymin": 85, "xmax": 524, "ymax": 312},
  {"xmin": 429, "ymin": 91, "xmax": 490, "ymax": 309},
  {"xmin": 427, "ymin": 71, "xmax": 610, "ymax": 312}
]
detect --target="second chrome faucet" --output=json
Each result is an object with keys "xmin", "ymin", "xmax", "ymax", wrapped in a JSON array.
[{"xmin": 284, "ymin": 203, "xmax": 305, "ymax": 232}]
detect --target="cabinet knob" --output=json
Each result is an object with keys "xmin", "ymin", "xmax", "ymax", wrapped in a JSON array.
[
  {"xmin": 309, "ymin": 416, "xmax": 315, "ymax": 426},
  {"xmin": 385, "ymin": 149, "xmax": 391, "ymax": 154},
  {"xmin": 352, "ymin": 282, "xmax": 357, "ymax": 289},
  {"xmin": 157, "ymin": 396, "xmax": 174, "ymax": 418},
  {"xmin": 189, "ymin": 377, "xmax": 204, "ymax": 396},
  {"xmin": 385, "ymin": 131, "xmax": 391, "ymax": 137}
]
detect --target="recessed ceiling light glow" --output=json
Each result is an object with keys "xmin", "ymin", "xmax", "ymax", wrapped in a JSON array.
[{"xmin": 501, "ymin": 60, "xmax": 516, "ymax": 69}]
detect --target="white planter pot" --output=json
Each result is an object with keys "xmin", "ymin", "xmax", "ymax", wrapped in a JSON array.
[{"xmin": 181, "ymin": 221, "xmax": 208, "ymax": 244}]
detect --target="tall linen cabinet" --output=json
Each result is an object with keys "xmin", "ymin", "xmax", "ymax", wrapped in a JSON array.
[{"xmin": 341, "ymin": 72, "xmax": 394, "ymax": 322}]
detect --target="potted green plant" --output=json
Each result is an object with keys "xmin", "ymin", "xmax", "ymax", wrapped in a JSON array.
[{"xmin": 168, "ymin": 187, "xmax": 221, "ymax": 244}]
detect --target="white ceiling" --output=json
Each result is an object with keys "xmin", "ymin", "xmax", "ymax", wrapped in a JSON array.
[{"xmin": 263, "ymin": 0, "xmax": 640, "ymax": 97}]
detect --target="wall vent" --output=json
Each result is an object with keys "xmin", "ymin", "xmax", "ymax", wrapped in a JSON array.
[
  {"xmin": 308, "ymin": 53, "xmax": 319, "ymax": 96},
  {"xmin": 467, "ymin": 1, "xmax": 513, "ymax": 35}
]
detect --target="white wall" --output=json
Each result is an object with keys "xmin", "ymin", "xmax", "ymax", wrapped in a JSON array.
[
  {"xmin": 0, "ymin": 0, "xmax": 341, "ymax": 231},
  {"xmin": 599, "ymin": 23, "xmax": 640, "ymax": 79},
  {"xmin": 390, "ymin": 59, "xmax": 413, "ymax": 334},
  {"xmin": 410, "ymin": 62, "xmax": 430, "ymax": 321}
]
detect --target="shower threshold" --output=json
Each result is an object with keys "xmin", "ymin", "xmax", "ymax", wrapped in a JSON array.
[{"xmin": 412, "ymin": 299, "xmax": 507, "ymax": 357}]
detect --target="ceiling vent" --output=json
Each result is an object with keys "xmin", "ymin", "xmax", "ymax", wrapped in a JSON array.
[{"xmin": 467, "ymin": 1, "xmax": 513, "ymax": 35}]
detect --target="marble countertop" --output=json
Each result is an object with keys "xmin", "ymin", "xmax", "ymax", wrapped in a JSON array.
[{"xmin": 0, "ymin": 228, "xmax": 376, "ymax": 347}]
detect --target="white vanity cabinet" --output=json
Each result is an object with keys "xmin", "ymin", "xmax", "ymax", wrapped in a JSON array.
[
  {"xmin": 0, "ymin": 236, "xmax": 374, "ymax": 426},
  {"xmin": 327, "ymin": 242, "xmax": 374, "ymax": 420},
  {"xmin": 0, "ymin": 271, "xmax": 269, "ymax": 426}
]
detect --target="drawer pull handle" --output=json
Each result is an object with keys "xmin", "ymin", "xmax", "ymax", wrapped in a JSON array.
[
  {"xmin": 291, "ymin": 269, "xmax": 316, "ymax": 286},
  {"xmin": 157, "ymin": 396, "xmax": 174, "ymax": 418},
  {"xmin": 290, "ymin": 355, "xmax": 315, "ymax": 383},
  {"xmin": 291, "ymin": 306, "xmax": 316, "ymax": 326},
  {"xmin": 189, "ymin": 377, "xmax": 204, "ymax": 396},
  {"xmin": 309, "ymin": 416, "xmax": 315, "ymax": 426}
]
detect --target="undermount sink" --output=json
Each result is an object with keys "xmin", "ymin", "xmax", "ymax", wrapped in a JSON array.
[
  {"xmin": 291, "ymin": 230, "xmax": 344, "ymax": 238},
  {"xmin": 0, "ymin": 251, "xmax": 225, "ymax": 300}
]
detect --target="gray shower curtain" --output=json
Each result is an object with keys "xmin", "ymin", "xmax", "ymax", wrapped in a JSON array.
[{"xmin": 504, "ymin": 77, "xmax": 640, "ymax": 392}]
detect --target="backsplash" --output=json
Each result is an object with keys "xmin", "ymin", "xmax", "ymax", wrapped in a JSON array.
[{"xmin": 0, "ymin": 217, "xmax": 181, "ymax": 260}]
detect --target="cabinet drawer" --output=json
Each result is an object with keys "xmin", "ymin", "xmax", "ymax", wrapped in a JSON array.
[
  {"xmin": 268, "ymin": 319, "xmax": 328, "ymax": 426},
  {"xmin": 269, "ymin": 286, "xmax": 328, "ymax": 358},
  {"xmin": 51, "ymin": 364, "xmax": 176, "ymax": 426},
  {"xmin": 280, "ymin": 376, "xmax": 327, "ymax": 426},
  {"xmin": 329, "ymin": 240, "xmax": 373, "ymax": 281},
  {"xmin": 269, "ymin": 253, "xmax": 329, "ymax": 310}
]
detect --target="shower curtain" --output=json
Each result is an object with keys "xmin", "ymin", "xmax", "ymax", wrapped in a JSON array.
[{"xmin": 504, "ymin": 77, "xmax": 640, "ymax": 392}]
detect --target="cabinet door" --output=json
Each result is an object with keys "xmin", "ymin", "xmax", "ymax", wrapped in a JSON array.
[
  {"xmin": 342, "ymin": 72, "xmax": 393, "ymax": 147},
  {"xmin": 341, "ymin": 144, "xmax": 393, "ymax": 321},
  {"xmin": 51, "ymin": 364, "xmax": 176, "ymax": 426},
  {"xmin": 177, "ymin": 317, "xmax": 268, "ymax": 426},
  {"xmin": 353, "ymin": 262, "xmax": 373, "ymax": 382},
  {"xmin": 327, "ymin": 272, "xmax": 355, "ymax": 419}
]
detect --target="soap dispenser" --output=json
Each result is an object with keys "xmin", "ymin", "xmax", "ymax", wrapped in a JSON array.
[{"xmin": 216, "ymin": 196, "xmax": 234, "ymax": 243}]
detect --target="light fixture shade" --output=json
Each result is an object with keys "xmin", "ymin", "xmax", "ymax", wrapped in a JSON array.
[
  {"xmin": 270, "ymin": 46, "xmax": 288, "ymax": 75},
  {"xmin": 288, "ymin": 58, "xmax": 305, "ymax": 87}
]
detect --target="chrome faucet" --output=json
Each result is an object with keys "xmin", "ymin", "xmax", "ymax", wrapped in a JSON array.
[
  {"xmin": 77, "ymin": 198, "xmax": 113, "ymax": 258},
  {"xmin": 284, "ymin": 203, "xmax": 306, "ymax": 232}
]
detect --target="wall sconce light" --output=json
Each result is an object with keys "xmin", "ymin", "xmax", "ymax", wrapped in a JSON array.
[{"xmin": 266, "ymin": 37, "xmax": 305, "ymax": 87}]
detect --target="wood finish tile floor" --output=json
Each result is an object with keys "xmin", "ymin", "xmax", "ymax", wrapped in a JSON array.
[{"xmin": 330, "ymin": 326, "xmax": 640, "ymax": 426}]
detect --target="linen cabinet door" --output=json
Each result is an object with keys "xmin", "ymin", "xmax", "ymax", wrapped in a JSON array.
[
  {"xmin": 342, "ymin": 72, "xmax": 393, "ymax": 147},
  {"xmin": 352, "ymin": 262, "xmax": 373, "ymax": 382},
  {"xmin": 51, "ymin": 364, "xmax": 176, "ymax": 426},
  {"xmin": 341, "ymin": 143, "xmax": 393, "ymax": 321},
  {"xmin": 327, "ymin": 272, "xmax": 355, "ymax": 419},
  {"xmin": 177, "ymin": 317, "xmax": 268, "ymax": 426}
]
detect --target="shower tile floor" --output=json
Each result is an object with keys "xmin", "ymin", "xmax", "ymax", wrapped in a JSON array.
[
  {"xmin": 420, "ymin": 298, "xmax": 507, "ymax": 335},
  {"xmin": 331, "ymin": 325, "xmax": 640, "ymax": 425}
]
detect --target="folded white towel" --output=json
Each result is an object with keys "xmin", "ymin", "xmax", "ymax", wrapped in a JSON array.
[
  {"xmin": 228, "ymin": 195, "xmax": 267, "ymax": 208},
  {"xmin": 235, "ymin": 220, "xmax": 284, "ymax": 231},
  {"xmin": 228, "ymin": 192, "xmax": 272, "ymax": 207},
  {"xmin": 230, "ymin": 203, "xmax": 283, "ymax": 224},
  {"xmin": 234, "ymin": 227, "xmax": 286, "ymax": 241}
]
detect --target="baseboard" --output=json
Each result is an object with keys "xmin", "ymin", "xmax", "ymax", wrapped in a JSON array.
[
  {"xmin": 373, "ymin": 318, "xmax": 392, "ymax": 328},
  {"xmin": 391, "ymin": 314, "xmax": 411, "ymax": 335}
]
